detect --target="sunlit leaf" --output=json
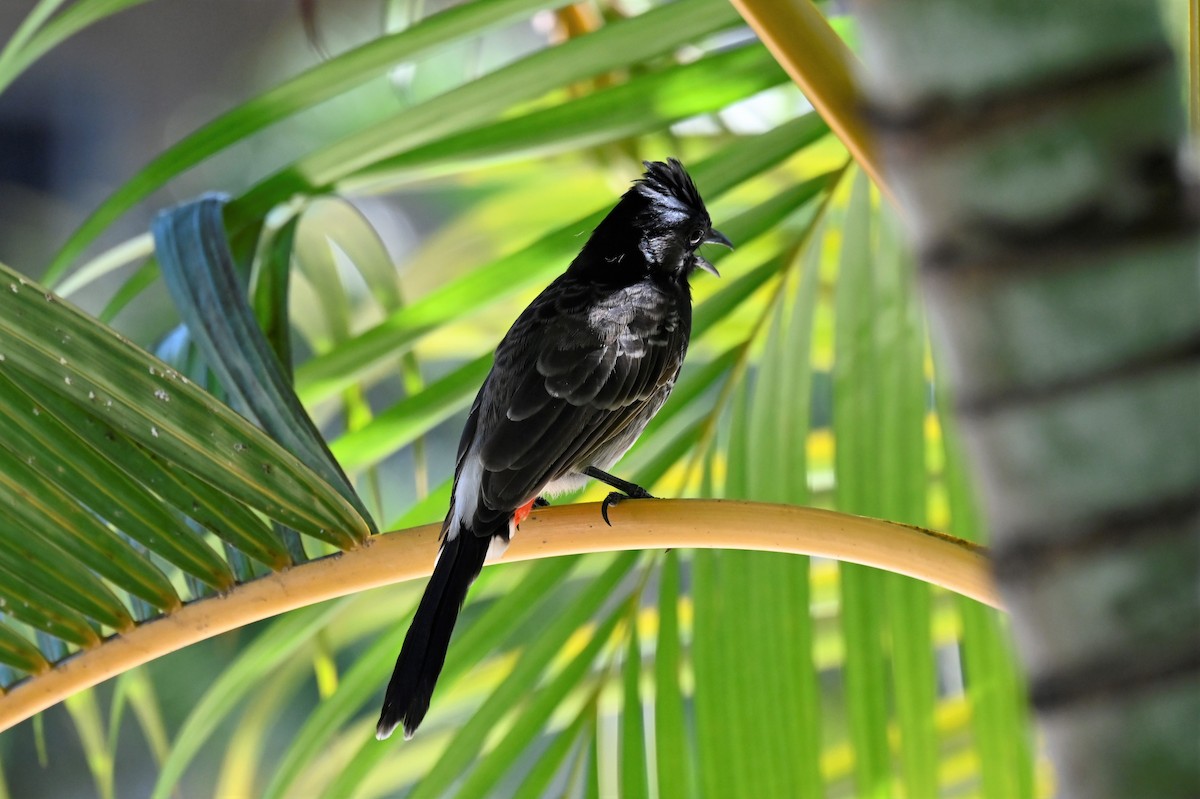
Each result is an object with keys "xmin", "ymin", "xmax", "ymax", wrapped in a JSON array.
[
  {"xmin": 0, "ymin": 0, "xmax": 156, "ymax": 97},
  {"xmin": 653, "ymin": 551, "xmax": 689, "ymax": 799},
  {"xmin": 148, "ymin": 601, "xmax": 348, "ymax": 799},
  {"xmin": 330, "ymin": 354, "xmax": 491, "ymax": 471},
  {"xmin": 63, "ymin": 690, "xmax": 114, "ymax": 799},
  {"xmin": 352, "ymin": 43, "xmax": 787, "ymax": 183},
  {"xmin": 833, "ymin": 170, "xmax": 893, "ymax": 799},
  {"xmin": 875, "ymin": 205, "xmax": 938, "ymax": 799},
  {"xmin": 619, "ymin": 612, "xmax": 649, "ymax": 799},
  {"xmin": 294, "ymin": 115, "xmax": 828, "ymax": 404},
  {"xmin": 44, "ymin": 0, "xmax": 572, "ymax": 281},
  {"xmin": 404, "ymin": 554, "xmax": 639, "ymax": 799}
]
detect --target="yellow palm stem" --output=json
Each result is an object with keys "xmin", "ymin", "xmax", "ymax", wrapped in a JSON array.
[
  {"xmin": 728, "ymin": 0, "xmax": 895, "ymax": 204},
  {"xmin": 0, "ymin": 500, "xmax": 996, "ymax": 733}
]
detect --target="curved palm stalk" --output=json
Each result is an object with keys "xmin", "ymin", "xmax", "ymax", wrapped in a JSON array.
[
  {"xmin": 851, "ymin": 2, "xmax": 1199, "ymax": 797},
  {"xmin": 728, "ymin": 0, "xmax": 893, "ymax": 203},
  {"xmin": 0, "ymin": 501, "xmax": 998, "ymax": 733}
]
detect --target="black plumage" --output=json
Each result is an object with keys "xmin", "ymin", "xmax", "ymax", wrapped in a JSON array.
[{"xmin": 376, "ymin": 159, "xmax": 731, "ymax": 740}]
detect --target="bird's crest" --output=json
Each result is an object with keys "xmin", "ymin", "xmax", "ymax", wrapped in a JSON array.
[{"xmin": 636, "ymin": 158, "xmax": 705, "ymax": 215}]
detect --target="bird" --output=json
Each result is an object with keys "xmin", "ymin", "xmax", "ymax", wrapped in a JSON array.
[{"xmin": 376, "ymin": 158, "xmax": 732, "ymax": 741}]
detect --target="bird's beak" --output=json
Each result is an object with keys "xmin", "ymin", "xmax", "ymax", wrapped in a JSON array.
[
  {"xmin": 694, "ymin": 255, "xmax": 720, "ymax": 277},
  {"xmin": 694, "ymin": 228, "xmax": 733, "ymax": 277},
  {"xmin": 705, "ymin": 229, "xmax": 734, "ymax": 250}
]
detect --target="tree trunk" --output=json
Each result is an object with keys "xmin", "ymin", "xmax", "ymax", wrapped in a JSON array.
[{"xmin": 850, "ymin": 2, "xmax": 1200, "ymax": 797}]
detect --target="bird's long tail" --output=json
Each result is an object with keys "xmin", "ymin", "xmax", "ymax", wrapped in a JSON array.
[{"xmin": 376, "ymin": 527, "xmax": 491, "ymax": 740}]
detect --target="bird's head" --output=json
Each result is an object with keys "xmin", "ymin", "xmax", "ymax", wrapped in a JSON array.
[{"xmin": 579, "ymin": 158, "xmax": 733, "ymax": 283}]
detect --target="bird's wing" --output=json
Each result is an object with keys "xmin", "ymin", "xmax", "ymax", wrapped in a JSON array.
[{"xmin": 465, "ymin": 277, "xmax": 686, "ymax": 530}]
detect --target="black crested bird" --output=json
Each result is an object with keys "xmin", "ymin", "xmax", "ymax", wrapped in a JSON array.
[{"xmin": 376, "ymin": 159, "xmax": 732, "ymax": 741}]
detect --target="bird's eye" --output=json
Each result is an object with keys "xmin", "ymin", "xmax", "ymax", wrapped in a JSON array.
[{"xmin": 689, "ymin": 229, "xmax": 705, "ymax": 247}]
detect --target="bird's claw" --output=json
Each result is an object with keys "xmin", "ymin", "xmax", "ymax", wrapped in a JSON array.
[
  {"xmin": 600, "ymin": 488, "xmax": 654, "ymax": 526},
  {"xmin": 533, "ymin": 497, "xmax": 550, "ymax": 508},
  {"xmin": 600, "ymin": 493, "xmax": 620, "ymax": 526}
]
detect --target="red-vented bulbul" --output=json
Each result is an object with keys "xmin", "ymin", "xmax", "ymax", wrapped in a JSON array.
[{"xmin": 376, "ymin": 159, "xmax": 731, "ymax": 740}]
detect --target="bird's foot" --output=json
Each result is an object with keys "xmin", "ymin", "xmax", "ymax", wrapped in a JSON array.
[
  {"xmin": 533, "ymin": 497, "xmax": 550, "ymax": 508},
  {"xmin": 600, "ymin": 486, "xmax": 654, "ymax": 526},
  {"xmin": 582, "ymin": 466, "xmax": 655, "ymax": 526}
]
